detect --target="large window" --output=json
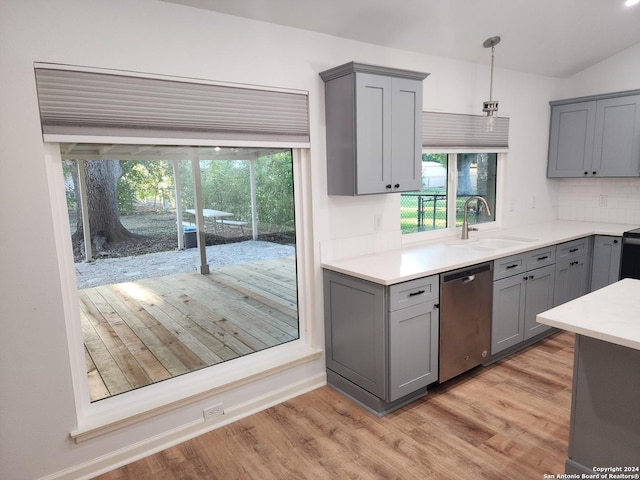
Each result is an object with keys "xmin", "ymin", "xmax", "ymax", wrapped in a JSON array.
[
  {"xmin": 62, "ymin": 144, "xmax": 299, "ymax": 401},
  {"xmin": 401, "ymin": 152, "xmax": 498, "ymax": 235}
]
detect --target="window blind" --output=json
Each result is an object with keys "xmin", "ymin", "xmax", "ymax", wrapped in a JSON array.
[
  {"xmin": 34, "ymin": 67, "xmax": 310, "ymax": 144},
  {"xmin": 422, "ymin": 111, "xmax": 509, "ymax": 149}
]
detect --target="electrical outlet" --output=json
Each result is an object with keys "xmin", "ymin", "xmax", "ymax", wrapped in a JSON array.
[
  {"xmin": 531, "ymin": 195, "xmax": 536, "ymax": 209},
  {"xmin": 203, "ymin": 402, "xmax": 224, "ymax": 421},
  {"xmin": 599, "ymin": 195, "xmax": 608, "ymax": 207},
  {"xmin": 373, "ymin": 214, "xmax": 382, "ymax": 232}
]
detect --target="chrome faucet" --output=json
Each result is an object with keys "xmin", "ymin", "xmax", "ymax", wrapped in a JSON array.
[{"xmin": 461, "ymin": 196, "xmax": 492, "ymax": 240}]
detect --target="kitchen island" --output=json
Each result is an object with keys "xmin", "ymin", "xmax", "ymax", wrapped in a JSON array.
[{"xmin": 537, "ymin": 279, "xmax": 640, "ymax": 474}]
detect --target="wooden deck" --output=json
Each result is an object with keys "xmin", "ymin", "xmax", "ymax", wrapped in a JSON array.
[{"xmin": 79, "ymin": 256, "xmax": 298, "ymax": 401}]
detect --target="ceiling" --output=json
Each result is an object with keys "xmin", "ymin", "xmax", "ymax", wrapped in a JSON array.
[{"xmin": 160, "ymin": 0, "xmax": 640, "ymax": 78}]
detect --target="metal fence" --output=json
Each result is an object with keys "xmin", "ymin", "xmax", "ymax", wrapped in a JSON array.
[
  {"xmin": 400, "ymin": 193, "xmax": 448, "ymax": 234},
  {"xmin": 401, "ymin": 193, "xmax": 492, "ymax": 234}
]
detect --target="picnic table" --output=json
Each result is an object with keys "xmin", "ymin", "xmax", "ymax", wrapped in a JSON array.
[{"xmin": 184, "ymin": 209, "xmax": 247, "ymax": 235}]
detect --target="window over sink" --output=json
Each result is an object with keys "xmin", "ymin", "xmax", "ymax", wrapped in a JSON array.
[{"xmin": 400, "ymin": 152, "xmax": 498, "ymax": 236}]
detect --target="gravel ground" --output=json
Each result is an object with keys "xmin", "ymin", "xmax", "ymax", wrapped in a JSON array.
[{"xmin": 75, "ymin": 240, "xmax": 295, "ymax": 289}]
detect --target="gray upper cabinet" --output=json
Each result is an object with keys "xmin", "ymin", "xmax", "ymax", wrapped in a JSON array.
[
  {"xmin": 548, "ymin": 91, "xmax": 640, "ymax": 178},
  {"xmin": 548, "ymin": 101, "xmax": 596, "ymax": 177},
  {"xmin": 320, "ymin": 62, "xmax": 429, "ymax": 195}
]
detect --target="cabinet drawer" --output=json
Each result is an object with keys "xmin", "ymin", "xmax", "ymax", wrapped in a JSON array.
[
  {"xmin": 557, "ymin": 237, "xmax": 590, "ymax": 260},
  {"xmin": 494, "ymin": 254, "xmax": 526, "ymax": 281},
  {"xmin": 525, "ymin": 246, "xmax": 556, "ymax": 270},
  {"xmin": 389, "ymin": 276, "xmax": 438, "ymax": 311}
]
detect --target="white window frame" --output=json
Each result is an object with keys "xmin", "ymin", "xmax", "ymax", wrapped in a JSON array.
[
  {"xmin": 44, "ymin": 141, "xmax": 319, "ymax": 442},
  {"xmin": 402, "ymin": 149, "xmax": 507, "ymax": 246}
]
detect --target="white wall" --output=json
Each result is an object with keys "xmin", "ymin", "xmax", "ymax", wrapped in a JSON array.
[
  {"xmin": 0, "ymin": 0, "xmax": 567, "ymax": 478},
  {"xmin": 556, "ymin": 43, "xmax": 640, "ymax": 224}
]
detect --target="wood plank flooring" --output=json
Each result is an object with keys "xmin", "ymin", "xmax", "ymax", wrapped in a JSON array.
[
  {"xmin": 80, "ymin": 256, "xmax": 298, "ymax": 401},
  {"xmin": 94, "ymin": 331, "xmax": 575, "ymax": 480}
]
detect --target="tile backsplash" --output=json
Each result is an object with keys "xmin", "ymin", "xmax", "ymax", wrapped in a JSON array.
[{"xmin": 557, "ymin": 178, "xmax": 640, "ymax": 225}]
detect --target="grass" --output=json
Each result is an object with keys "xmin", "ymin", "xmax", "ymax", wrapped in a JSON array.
[{"xmin": 400, "ymin": 193, "xmax": 493, "ymax": 234}]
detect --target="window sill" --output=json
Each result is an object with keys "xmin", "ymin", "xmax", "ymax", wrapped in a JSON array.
[{"xmin": 71, "ymin": 340, "xmax": 322, "ymax": 443}]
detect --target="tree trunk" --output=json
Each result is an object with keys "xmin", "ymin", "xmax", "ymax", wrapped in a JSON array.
[
  {"xmin": 71, "ymin": 160, "xmax": 139, "ymax": 245},
  {"xmin": 457, "ymin": 154, "xmax": 474, "ymax": 195}
]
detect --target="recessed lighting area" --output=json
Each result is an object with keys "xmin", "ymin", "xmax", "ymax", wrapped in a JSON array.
[{"xmin": 625, "ymin": 0, "xmax": 640, "ymax": 7}]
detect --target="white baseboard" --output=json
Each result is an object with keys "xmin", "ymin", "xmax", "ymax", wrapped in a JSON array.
[{"xmin": 40, "ymin": 373, "xmax": 326, "ymax": 480}]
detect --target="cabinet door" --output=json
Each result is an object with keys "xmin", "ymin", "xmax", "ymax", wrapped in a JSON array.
[
  {"xmin": 324, "ymin": 271, "xmax": 387, "ymax": 398},
  {"xmin": 523, "ymin": 265, "xmax": 555, "ymax": 340},
  {"xmin": 390, "ymin": 77, "xmax": 423, "ymax": 192},
  {"xmin": 591, "ymin": 235, "xmax": 622, "ymax": 291},
  {"xmin": 492, "ymin": 274, "xmax": 526, "ymax": 354},
  {"xmin": 592, "ymin": 95, "xmax": 640, "ymax": 177},
  {"xmin": 548, "ymin": 101, "xmax": 596, "ymax": 178},
  {"xmin": 388, "ymin": 301, "xmax": 439, "ymax": 401},
  {"xmin": 554, "ymin": 255, "xmax": 590, "ymax": 306},
  {"xmin": 355, "ymin": 73, "xmax": 392, "ymax": 194}
]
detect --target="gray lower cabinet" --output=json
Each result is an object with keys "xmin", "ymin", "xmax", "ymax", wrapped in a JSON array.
[
  {"xmin": 547, "ymin": 90, "xmax": 640, "ymax": 178},
  {"xmin": 590, "ymin": 235, "xmax": 622, "ymax": 291},
  {"xmin": 320, "ymin": 62, "xmax": 428, "ymax": 195},
  {"xmin": 323, "ymin": 270, "xmax": 439, "ymax": 415},
  {"xmin": 492, "ymin": 246, "xmax": 556, "ymax": 355},
  {"xmin": 554, "ymin": 237, "xmax": 592, "ymax": 306},
  {"xmin": 565, "ymin": 335, "xmax": 640, "ymax": 474}
]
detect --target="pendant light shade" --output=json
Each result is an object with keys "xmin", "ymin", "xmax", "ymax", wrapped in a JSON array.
[{"xmin": 482, "ymin": 36, "xmax": 501, "ymax": 117}]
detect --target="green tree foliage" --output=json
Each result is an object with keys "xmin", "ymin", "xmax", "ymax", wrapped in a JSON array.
[
  {"xmin": 200, "ymin": 159, "xmax": 251, "ymax": 219},
  {"xmin": 255, "ymin": 152, "xmax": 294, "ymax": 228},
  {"xmin": 118, "ymin": 160, "xmax": 174, "ymax": 214},
  {"xmin": 62, "ymin": 160, "xmax": 77, "ymax": 210},
  {"xmin": 178, "ymin": 150, "xmax": 294, "ymax": 228},
  {"xmin": 423, "ymin": 153, "xmax": 447, "ymax": 167},
  {"xmin": 63, "ymin": 149, "xmax": 295, "ymax": 231}
]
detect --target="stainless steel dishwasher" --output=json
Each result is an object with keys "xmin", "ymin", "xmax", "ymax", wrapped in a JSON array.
[{"xmin": 439, "ymin": 262, "xmax": 493, "ymax": 383}]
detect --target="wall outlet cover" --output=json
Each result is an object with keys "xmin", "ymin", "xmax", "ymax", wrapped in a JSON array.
[{"xmin": 203, "ymin": 403, "xmax": 224, "ymax": 420}]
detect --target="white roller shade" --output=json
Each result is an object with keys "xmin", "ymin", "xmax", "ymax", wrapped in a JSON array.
[
  {"xmin": 34, "ymin": 67, "xmax": 310, "ymax": 144},
  {"xmin": 422, "ymin": 111, "xmax": 509, "ymax": 149}
]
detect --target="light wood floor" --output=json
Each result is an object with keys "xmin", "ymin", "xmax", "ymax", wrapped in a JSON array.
[
  {"xmin": 80, "ymin": 256, "xmax": 298, "ymax": 401},
  {"xmin": 94, "ymin": 331, "xmax": 575, "ymax": 479}
]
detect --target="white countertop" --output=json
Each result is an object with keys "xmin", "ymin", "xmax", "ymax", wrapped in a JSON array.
[
  {"xmin": 322, "ymin": 220, "xmax": 637, "ymax": 285},
  {"xmin": 537, "ymin": 278, "xmax": 640, "ymax": 351}
]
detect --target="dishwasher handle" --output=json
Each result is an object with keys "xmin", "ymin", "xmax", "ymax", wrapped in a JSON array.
[{"xmin": 442, "ymin": 262, "xmax": 492, "ymax": 283}]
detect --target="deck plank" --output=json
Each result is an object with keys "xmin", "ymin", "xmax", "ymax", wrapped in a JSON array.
[
  {"xmin": 190, "ymin": 274, "xmax": 298, "ymax": 341},
  {"xmin": 171, "ymin": 274, "xmax": 274, "ymax": 351},
  {"xmin": 80, "ymin": 256, "xmax": 299, "ymax": 401},
  {"xmin": 84, "ymin": 346, "xmax": 110, "ymax": 402},
  {"xmin": 79, "ymin": 288, "xmax": 173, "ymax": 385},
  {"xmin": 146, "ymin": 276, "xmax": 240, "ymax": 361},
  {"xmin": 109, "ymin": 282, "xmax": 225, "ymax": 366},
  {"xmin": 79, "ymin": 290, "xmax": 152, "ymax": 391},
  {"xmin": 79, "ymin": 305, "xmax": 132, "ymax": 397},
  {"xmin": 96, "ymin": 284, "xmax": 208, "ymax": 373}
]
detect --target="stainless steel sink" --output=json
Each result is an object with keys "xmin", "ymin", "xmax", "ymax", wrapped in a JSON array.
[
  {"xmin": 474, "ymin": 237, "xmax": 532, "ymax": 249},
  {"xmin": 447, "ymin": 235, "xmax": 537, "ymax": 251}
]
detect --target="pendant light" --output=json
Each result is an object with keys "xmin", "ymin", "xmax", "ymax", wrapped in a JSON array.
[{"xmin": 482, "ymin": 36, "xmax": 501, "ymax": 117}]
